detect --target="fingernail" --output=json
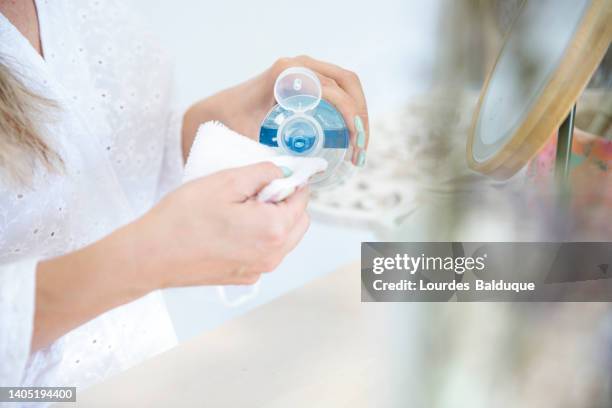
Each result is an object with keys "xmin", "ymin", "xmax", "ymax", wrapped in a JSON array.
[
  {"xmin": 356, "ymin": 150, "xmax": 366, "ymax": 167},
  {"xmin": 354, "ymin": 116, "xmax": 366, "ymax": 149},
  {"xmin": 279, "ymin": 166, "xmax": 293, "ymax": 177}
]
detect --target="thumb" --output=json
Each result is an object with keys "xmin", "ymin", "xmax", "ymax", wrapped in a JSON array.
[{"xmin": 223, "ymin": 161, "xmax": 285, "ymax": 201}]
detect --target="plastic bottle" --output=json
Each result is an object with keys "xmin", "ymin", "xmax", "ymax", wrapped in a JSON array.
[{"xmin": 259, "ymin": 67, "xmax": 354, "ymax": 188}]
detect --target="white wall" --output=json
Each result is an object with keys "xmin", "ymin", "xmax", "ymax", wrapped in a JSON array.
[{"xmin": 131, "ymin": 0, "xmax": 441, "ymax": 113}]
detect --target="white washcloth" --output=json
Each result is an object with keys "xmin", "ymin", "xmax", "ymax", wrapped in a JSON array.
[
  {"xmin": 183, "ymin": 121, "xmax": 327, "ymax": 202},
  {"xmin": 182, "ymin": 121, "xmax": 327, "ymax": 307}
]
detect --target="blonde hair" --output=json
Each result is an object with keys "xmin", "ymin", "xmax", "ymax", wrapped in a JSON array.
[{"xmin": 0, "ymin": 60, "xmax": 61, "ymax": 186}]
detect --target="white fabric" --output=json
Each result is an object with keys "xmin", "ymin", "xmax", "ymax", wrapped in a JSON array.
[
  {"xmin": 184, "ymin": 121, "xmax": 328, "ymax": 203},
  {"xmin": 0, "ymin": 0, "xmax": 180, "ymax": 391},
  {"xmin": 0, "ymin": 259, "xmax": 37, "ymax": 387},
  {"xmin": 183, "ymin": 121, "xmax": 327, "ymax": 306}
]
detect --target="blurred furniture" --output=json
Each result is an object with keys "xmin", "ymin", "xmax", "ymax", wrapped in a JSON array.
[{"xmin": 311, "ymin": 0, "xmax": 611, "ymax": 236}]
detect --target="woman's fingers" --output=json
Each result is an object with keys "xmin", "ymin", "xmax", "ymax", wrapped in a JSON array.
[
  {"xmin": 294, "ymin": 55, "xmax": 368, "ymax": 114},
  {"xmin": 252, "ymin": 211, "xmax": 310, "ymax": 277},
  {"xmin": 294, "ymin": 56, "xmax": 369, "ymax": 148},
  {"xmin": 277, "ymin": 187, "xmax": 310, "ymax": 228},
  {"xmin": 218, "ymin": 162, "xmax": 285, "ymax": 202},
  {"xmin": 318, "ymin": 76, "xmax": 367, "ymax": 165},
  {"xmin": 272, "ymin": 56, "xmax": 369, "ymax": 165},
  {"xmin": 279, "ymin": 212, "xmax": 310, "ymax": 260},
  {"xmin": 245, "ymin": 187, "xmax": 310, "ymax": 275},
  {"xmin": 279, "ymin": 187, "xmax": 311, "ymax": 254}
]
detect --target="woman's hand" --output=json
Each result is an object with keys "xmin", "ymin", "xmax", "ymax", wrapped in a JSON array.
[
  {"xmin": 182, "ymin": 56, "xmax": 369, "ymax": 166},
  {"xmin": 34, "ymin": 162, "xmax": 309, "ymax": 350},
  {"xmin": 134, "ymin": 161, "xmax": 310, "ymax": 288}
]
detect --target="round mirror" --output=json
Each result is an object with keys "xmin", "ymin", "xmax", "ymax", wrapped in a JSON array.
[{"xmin": 468, "ymin": 0, "xmax": 612, "ymax": 179}]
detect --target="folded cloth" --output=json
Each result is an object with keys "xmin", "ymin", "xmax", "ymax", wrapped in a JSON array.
[
  {"xmin": 182, "ymin": 121, "xmax": 327, "ymax": 307},
  {"xmin": 183, "ymin": 121, "xmax": 327, "ymax": 202}
]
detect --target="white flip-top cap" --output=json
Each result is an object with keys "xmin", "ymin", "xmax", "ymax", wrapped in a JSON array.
[{"xmin": 274, "ymin": 67, "xmax": 322, "ymax": 113}]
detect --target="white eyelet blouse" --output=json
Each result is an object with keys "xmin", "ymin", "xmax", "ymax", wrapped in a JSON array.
[{"xmin": 0, "ymin": 0, "xmax": 182, "ymax": 390}]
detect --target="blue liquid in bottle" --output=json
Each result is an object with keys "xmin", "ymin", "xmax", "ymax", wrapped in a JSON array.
[{"xmin": 260, "ymin": 96, "xmax": 352, "ymax": 188}]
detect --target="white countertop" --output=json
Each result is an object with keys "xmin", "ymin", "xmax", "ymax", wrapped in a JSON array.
[{"xmin": 60, "ymin": 262, "xmax": 420, "ymax": 407}]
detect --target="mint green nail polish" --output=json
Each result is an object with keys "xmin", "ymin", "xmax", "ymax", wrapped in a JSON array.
[
  {"xmin": 356, "ymin": 150, "xmax": 366, "ymax": 167},
  {"xmin": 280, "ymin": 166, "xmax": 293, "ymax": 177},
  {"xmin": 354, "ymin": 116, "xmax": 366, "ymax": 149}
]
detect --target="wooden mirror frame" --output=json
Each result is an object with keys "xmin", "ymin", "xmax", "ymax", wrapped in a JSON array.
[{"xmin": 467, "ymin": 0, "xmax": 612, "ymax": 179}]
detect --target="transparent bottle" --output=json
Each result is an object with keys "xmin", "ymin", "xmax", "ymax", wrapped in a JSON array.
[{"xmin": 259, "ymin": 67, "xmax": 354, "ymax": 188}]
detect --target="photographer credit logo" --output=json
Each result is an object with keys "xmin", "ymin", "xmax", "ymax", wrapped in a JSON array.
[
  {"xmin": 358, "ymin": 242, "xmax": 612, "ymax": 302},
  {"xmin": 369, "ymin": 250, "xmax": 535, "ymax": 294}
]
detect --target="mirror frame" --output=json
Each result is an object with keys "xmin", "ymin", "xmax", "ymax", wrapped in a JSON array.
[{"xmin": 467, "ymin": 0, "xmax": 612, "ymax": 179}]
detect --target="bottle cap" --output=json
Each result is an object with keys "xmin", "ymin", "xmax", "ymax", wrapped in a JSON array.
[{"xmin": 274, "ymin": 67, "xmax": 322, "ymax": 113}]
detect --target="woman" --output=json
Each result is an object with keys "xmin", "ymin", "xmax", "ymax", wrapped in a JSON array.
[{"xmin": 0, "ymin": 0, "xmax": 369, "ymax": 389}]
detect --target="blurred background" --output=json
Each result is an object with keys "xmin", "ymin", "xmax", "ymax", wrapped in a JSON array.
[{"xmin": 130, "ymin": 1, "xmax": 611, "ymax": 406}]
